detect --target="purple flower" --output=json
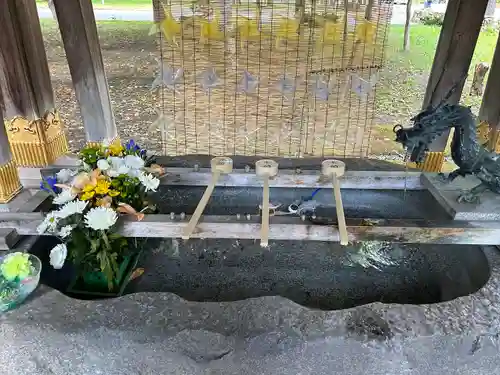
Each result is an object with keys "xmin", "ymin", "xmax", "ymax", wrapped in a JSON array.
[
  {"xmin": 126, "ymin": 139, "xmax": 141, "ymax": 152},
  {"xmin": 40, "ymin": 176, "xmax": 59, "ymax": 194}
]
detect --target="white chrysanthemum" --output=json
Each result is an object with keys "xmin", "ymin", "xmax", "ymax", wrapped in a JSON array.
[
  {"xmin": 49, "ymin": 243, "xmax": 67, "ymax": 269},
  {"xmin": 84, "ymin": 207, "xmax": 118, "ymax": 231},
  {"xmin": 37, "ymin": 212, "xmax": 59, "ymax": 234},
  {"xmin": 56, "ymin": 200, "xmax": 88, "ymax": 219},
  {"xmin": 52, "ymin": 188, "xmax": 77, "ymax": 205},
  {"xmin": 97, "ymin": 159, "xmax": 110, "ymax": 171},
  {"xmin": 106, "ymin": 157, "xmax": 130, "ymax": 177},
  {"xmin": 138, "ymin": 172, "xmax": 160, "ymax": 192},
  {"xmin": 58, "ymin": 225, "xmax": 73, "ymax": 239},
  {"xmin": 124, "ymin": 155, "xmax": 145, "ymax": 170},
  {"xmin": 56, "ymin": 169, "xmax": 77, "ymax": 183}
]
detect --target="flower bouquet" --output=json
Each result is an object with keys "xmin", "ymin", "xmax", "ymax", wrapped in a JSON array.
[
  {"xmin": 38, "ymin": 139, "xmax": 164, "ymax": 293},
  {"xmin": 0, "ymin": 253, "xmax": 41, "ymax": 312}
]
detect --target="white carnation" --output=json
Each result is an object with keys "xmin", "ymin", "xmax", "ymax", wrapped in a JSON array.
[
  {"xmin": 49, "ymin": 243, "xmax": 67, "ymax": 269},
  {"xmin": 37, "ymin": 212, "xmax": 59, "ymax": 234},
  {"xmin": 124, "ymin": 155, "xmax": 145, "ymax": 170},
  {"xmin": 138, "ymin": 172, "xmax": 160, "ymax": 192},
  {"xmin": 58, "ymin": 225, "xmax": 73, "ymax": 239},
  {"xmin": 97, "ymin": 159, "xmax": 110, "ymax": 171},
  {"xmin": 84, "ymin": 207, "xmax": 118, "ymax": 231},
  {"xmin": 56, "ymin": 169, "xmax": 77, "ymax": 183},
  {"xmin": 52, "ymin": 188, "xmax": 77, "ymax": 205},
  {"xmin": 56, "ymin": 200, "xmax": 88, "ymax": 219}
]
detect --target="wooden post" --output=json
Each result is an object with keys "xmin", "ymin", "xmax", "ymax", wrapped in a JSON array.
[
  {"xmin": 418, "ymin": 0, "xmax": 489, "ymax": 171},
  {"xmin": 52, "ymin": 0, "xmax": 118, "ymax": 144},
  {"xmin": 0, "ymin": 0, "xmax": 68, "ymax": 167},
  {"xmin": 0, "ymin": 93, "xmax": 22, "ymax": 203},
  {"xmin": 479, "ymin": 34, "xmax": 500, "ymax": 152}
]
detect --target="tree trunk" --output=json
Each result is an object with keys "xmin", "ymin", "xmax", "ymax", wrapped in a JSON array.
[
  {"xmin": 365, "ymin": 0, "xmax": 374, "ymax": 20},
  {"xmin": 343, "ymin": 0, "xmax": 348, "ymax": 37},
  {"xmin": 485, "ymin": 0, "xmax": 496, "ymax": 19},
  {"xmin": 152, "ymin": 0, "xmax": 165, "ymax": 22},
  {"xmin": 403, "ymin": 0, "xmax": 411, "ymax": 51},
  {"xmin": 295, "ymin": 0, "xmax": 305, "ymax": 24},
  {"xmin": 256, "ymin": 0, "xmax": 262, "ymax": 30},
  {"xmin": 470, "ymin": 62, "xmax": 490, "ymax": 96},
  {"xmin": 48, "ymin": 0, "xmax": 58, "ymax": 21}
]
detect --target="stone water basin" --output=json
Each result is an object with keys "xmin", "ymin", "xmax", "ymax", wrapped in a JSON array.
[{"xmin": 31, "ymin": 186, "xmax": 491, "ymax": 310}]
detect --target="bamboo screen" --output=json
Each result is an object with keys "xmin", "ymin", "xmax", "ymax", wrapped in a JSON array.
[{"xmin": 152, "ymin": 0, "xmax": 393, "ymax": 157}]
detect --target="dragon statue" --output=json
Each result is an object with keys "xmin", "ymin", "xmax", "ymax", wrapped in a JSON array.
[{"xmin": 393, "ymin": 91, "xmax": 500, "ymax": 204}]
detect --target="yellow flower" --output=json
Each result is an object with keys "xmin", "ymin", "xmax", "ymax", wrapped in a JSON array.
[
  {"xmin": 108, "ymin": 139, "xmax": 124, "ymax": 156},
  {"xmin": 95, "ymin": 180, "xmax": 111, "ymax": 195},
  {"xmin": 81, "ymin": 191, "xmax": 95, "ymax": 201},
  {"xmin": 108, "ymin": 190, "xmax": 120, "ymax": 197},
  {"xmin": 82, "ymin": 183, "xmax": 96, "ymax": 193}
]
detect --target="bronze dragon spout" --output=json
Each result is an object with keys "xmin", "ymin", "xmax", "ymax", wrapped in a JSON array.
[{"xmin": 394, "ymin": 101, "xmax": 500, "ymax": 204}]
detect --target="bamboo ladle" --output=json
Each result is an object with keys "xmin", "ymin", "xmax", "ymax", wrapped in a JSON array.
[
  {"xmin": 182, "ymin": 157, "xmax": 233, "ymax": 240},
  {"xmin": 255, "ymin": 159, "xmax": 279, "ymax": 248},
  {"xmin": 321, "ymin": 159, "xmax": 349, "ymax": 246}
]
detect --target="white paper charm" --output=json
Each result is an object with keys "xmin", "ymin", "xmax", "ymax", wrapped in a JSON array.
[{"xmin": 151, "ymin": 62, "xmax": 184, "ymax": 92}]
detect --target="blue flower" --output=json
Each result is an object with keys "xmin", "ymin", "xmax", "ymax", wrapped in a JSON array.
[
  {"xmin": 40, "ymin": 176, "xmax": 59, "ymax": 194},
  {"xmin": 126, "ymin": 139, "xmax": 141, "ymax": 152}
]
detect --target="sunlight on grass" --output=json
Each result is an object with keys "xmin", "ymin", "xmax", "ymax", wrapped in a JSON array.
[{"xmin": 377, "ymin": 25, "xmax": 499, "ymax": 126}]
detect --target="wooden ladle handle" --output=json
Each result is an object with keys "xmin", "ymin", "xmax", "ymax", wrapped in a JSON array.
[{"xmin": 332, "ymin": 174, "xmax": 348, "ymax": 246}]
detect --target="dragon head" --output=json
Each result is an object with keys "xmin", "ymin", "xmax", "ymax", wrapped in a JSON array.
[{"xmin": 394, "ymin": 104, "xmax": 470, "ymax": 163}]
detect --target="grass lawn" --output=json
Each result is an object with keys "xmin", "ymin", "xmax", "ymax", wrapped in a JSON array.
[
  {"xmin": 379, "ymin": 24, "xmax": 499, "ymax": 122},
  {"xmin": 370, "ymin": 24, "xmax": 499, "ymax": 158}
]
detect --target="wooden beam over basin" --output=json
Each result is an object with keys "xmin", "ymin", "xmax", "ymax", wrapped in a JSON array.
[
  {"xmin": 162, "ymin": 169, "xmax": 425, "ymax": 190},
  {"xmin": 40, "ymin": 167, "xmax": 424, "ymax": 190},
  {"xmin": 1, "ymin": 213, "xmax": 500, "ymax": 245}
]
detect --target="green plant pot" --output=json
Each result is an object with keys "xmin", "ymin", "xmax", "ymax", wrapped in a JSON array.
[
  {"xmin": 67, "ymin": 249, "xmax": 142, "ymax": 298},
  {"xmin": 81, "ymin": 255, "xmax": 132, "ymax": 290}
]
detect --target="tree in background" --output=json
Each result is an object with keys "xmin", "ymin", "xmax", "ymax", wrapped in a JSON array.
[
  {"xmin": 485, "ymin": 0, "xmax": 496, "ymax": 20},
  {"xmin": 403, "ymin": 0, "xmax": 412, "ymax": 51}
]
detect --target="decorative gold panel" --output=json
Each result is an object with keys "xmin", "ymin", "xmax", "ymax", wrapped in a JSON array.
[
  {"xmin": 407, "ymin": 152, "xmax": 445, "ymax": 173},
  {"xmin": 5, "ymin": 109, "xmax": 68, "ymax": 167},
  {"xmin": 0, "ymin": 160, "xmax": 22, "ymax": 203}
]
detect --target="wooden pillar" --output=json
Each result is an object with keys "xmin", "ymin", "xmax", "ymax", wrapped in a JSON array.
[
  {"xmin": 418, "ymin": 0, "xmax": 488, "ymax": 172},
  {"xmin": 52, "ymin": 0, "xmax": 118, "ymax": 144},
  {"xmin": 0, "ymin": 0, "xmax": 68, "ymax": 167},
  {"xmin": 479, "ymin": 34, "xmax": 500, "ymax": 152},
  {"xmin": 0, "ymin": 94, "xmax": 22, "ymax": 203}
]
